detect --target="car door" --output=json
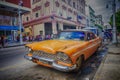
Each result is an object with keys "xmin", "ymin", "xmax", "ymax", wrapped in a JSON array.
[
  {"xmin": 89, "ymin": 32, "xmax": 98, "ymax": 54},
  {"xmin": 84, "ymin": 32, "xmax": 96, "ymax": 59}
]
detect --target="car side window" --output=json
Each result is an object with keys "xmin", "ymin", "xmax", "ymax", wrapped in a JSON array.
[
  {"xmin": 87, "ymin": 33, "xmax": 91, "ymax": 40},
  {"xmin": 90, "ymin": 33, "xmax": 95, "ymax": 40},
  {"xmin": 87, "ymin": 32, "xmax": 96, "ymax": 40}
]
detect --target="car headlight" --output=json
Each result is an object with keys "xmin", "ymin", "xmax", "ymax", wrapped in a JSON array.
[
  {"xmin": 25, "ymin": 46, "xmax": 32, "ymax": 53},
  {"xmin": 56, "ymin": 52, "xmax": 72, "ymax": 63}
]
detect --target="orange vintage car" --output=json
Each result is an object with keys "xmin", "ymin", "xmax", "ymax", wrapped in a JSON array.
[{"xmin": 24, "ymin": 29, "xmax": 102, "ymax": 72}]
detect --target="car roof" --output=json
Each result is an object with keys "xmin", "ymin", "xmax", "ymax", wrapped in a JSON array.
[
  {"xmin": 83, "ymin": 27, "xmax": 98, "ymax": 29},
  {"xmin": 61, "ymin": 29, "xmax": 92, "ymax": 33}
]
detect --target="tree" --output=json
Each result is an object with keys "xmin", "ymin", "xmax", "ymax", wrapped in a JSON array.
[
  {"xmin": 109, "ymin": 10, "xmax": 120, "ymax": 32},
  {"xmin": 95, "ymin": 24, "xmax": 103, "ymax": 30}
]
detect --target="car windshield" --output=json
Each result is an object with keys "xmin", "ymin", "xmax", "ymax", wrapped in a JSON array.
[{"xmin": 57, "ymin": 31, "xmax": 85, "ymax": 40}]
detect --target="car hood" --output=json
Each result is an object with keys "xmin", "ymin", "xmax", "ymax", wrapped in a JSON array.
[{"xmin": 26, "ymin": 40, "xmax": 86, "ymax": 54}]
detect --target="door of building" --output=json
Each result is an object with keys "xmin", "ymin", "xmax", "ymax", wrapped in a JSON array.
[{"xmin": 44, "ymin": 23, "xmax": 52, "ymax": 35}]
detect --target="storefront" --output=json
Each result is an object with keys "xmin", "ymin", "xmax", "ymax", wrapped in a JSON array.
[
  {"xmin": 0, "ymin": 0, "xmax": 31, "ymax": 42},
  {"xmin": 0, "ymin": 25, "xmax": 19, "ymax": 42}
]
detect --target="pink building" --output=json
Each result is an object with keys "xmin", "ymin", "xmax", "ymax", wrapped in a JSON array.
[
  {"xmin": 0, "ymin": 0, "xmax": 31, "ymax": 41},
  {"xmin": 22, "ymin": 0, "xmax": 86, "ymax": 37}
]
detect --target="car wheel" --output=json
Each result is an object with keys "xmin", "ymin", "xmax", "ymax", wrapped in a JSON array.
[
  {"xmin": 94, "ymin": 47, "xmax": 99, "ymax": 54},
  {"xmin": 74, "ymin": 56, "xmax": 83, "ymax": 72}
]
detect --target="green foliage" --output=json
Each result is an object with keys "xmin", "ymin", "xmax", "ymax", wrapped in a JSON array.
[
  {"xmin": 109, "ymin": 10, "xmax": 120, "ymax": 32},
  {"xmin": 95, "ymin": 24, "xmax": 103, "ymax": 30}
]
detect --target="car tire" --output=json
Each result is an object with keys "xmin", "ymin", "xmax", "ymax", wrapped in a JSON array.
[
  {"xmin": 74, "ymin": 56, "xmax": 83, "ymax": 72},
  {"xmin": 94, "ymin": 47, "xmax": 99, "ymax": 54}
]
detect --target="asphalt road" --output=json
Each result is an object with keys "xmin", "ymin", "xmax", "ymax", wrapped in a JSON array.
[{"xmin": 0, "ymin": 46, "xmax": 108, "ymax": 80}]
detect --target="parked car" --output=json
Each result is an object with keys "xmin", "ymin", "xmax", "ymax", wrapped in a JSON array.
[
  {"xmin": 83, "ymin": 27, "xmax": 99, "ymax": 35},
  {"xmin": 83, "ymin": 27, "xmax": 103, "ymax": 38},
  {"xmin": 24, "ymin": 29, "xmax": 102, "ymax": 72}
]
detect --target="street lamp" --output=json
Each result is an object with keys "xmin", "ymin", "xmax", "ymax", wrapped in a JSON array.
[
  {"xmin": 106, "ymin": 0, "xmax": 118, "ymax": 44},
  {"xmin": 112, "ymin": 0, "xmax": 117, "ymax": 44},
  {"xmin": 18, "ymin": 0, "xmax": 23, "ymax": 44}
]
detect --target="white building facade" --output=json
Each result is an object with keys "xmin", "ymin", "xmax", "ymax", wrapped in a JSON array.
[
  {"xmin": 85, "ymin": 5, "xmax": 95, "ymax": 27},
  {"xmin": 95, "ymin": 15, "xmax": 103, "ymax": 26},
  {"xmin": 22, "ymin": 0, "xmax": 86, "ymax": 37}
]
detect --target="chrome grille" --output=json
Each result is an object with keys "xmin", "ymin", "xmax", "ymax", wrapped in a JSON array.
[{"xmin": 32, "ymin": 51, "xmax": 56, "ymax": 59}]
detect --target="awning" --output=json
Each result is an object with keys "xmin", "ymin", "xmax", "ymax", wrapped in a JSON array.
[{"xmin": 0, "ymin": 25, "xmax": 19, "ymax": 30}]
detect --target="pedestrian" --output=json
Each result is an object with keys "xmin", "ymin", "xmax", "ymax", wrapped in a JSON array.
[
  {"xmin": 108, "ymin": 31, "xmax": 112, "ymax": 41},
  {"xmin": 1, "ymin": 35, "xmax": 5, "ymax": 48},
  {"xmin": 16, "ymin": 35, "xmax": 19, "ymax": 42},
  {"xmin": 41, "ymin": 34, "xmax": 45, "ymax": 40},
  {"xmin": 104, "ymin": 31, "xmax": 109, "ymax": 42},
  {"xmin": 26, "ymin": 36, "xmax": 29, "ymax": 41},
  {"xmin": 0, "ymin": 36, "xmax": 1, "ymax": 47},
  {"xmin": 101, "ymin": 30, "xmax": 104, "ymax": 42},
  {"xmin": 47, "ymin": 34, "xmax": 51, "ymax": 39}
]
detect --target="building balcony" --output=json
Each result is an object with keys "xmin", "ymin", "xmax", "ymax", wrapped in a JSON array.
[{"xmin": 0, "ymin": 0, "xmax": 31, "ymax": 14}]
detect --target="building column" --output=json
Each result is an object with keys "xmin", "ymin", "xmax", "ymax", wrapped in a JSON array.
[
  {"xmin": 59, "ymin": 22, "xmax": 63, "ymax": 30},
  {"xmin": 13, "ymin": 30, "xmax": 17, "ymax": 41},
  {"xmin": 76, "ymin": 25, "xmax": 79, "ymax": 29},
  {"xmin": 52, "ymin": 20, "xmax": 57, "ymax": 34}
]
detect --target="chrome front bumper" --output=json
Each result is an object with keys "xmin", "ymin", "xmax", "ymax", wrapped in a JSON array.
[
  {"xmin": 24, "ymin": 55, "xmax": 76, "ymax": 72},
  {"xmin": 24, "ymin": 55, "xmax": 32, "ymax": 61}
]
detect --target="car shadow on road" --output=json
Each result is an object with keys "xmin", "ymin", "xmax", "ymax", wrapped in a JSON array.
[
  {"xmin": 75, "ymin": 48, "xmax": 108, "ymax": 80},
  {"xmin": 0, "ymin": 48, "xmax": 108, "ymax": 80}
]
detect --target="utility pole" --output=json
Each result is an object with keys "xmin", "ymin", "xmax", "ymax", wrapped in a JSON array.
[
  {"xmin": 18, "ymin": 0, "xmax": 23, "ymax": 44},
  {"xmin": 112, "ymin": 0, "xmax": 117, "ymax": 44}
]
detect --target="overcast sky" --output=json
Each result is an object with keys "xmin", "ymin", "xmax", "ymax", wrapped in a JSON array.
[{"xmin": 86, "ymin": 0, "xmax": 120, "ymax": 26}]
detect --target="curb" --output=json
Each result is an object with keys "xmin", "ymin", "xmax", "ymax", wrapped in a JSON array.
[
  {"xmin": 108, "ymin": 52, "xmax": 120, "ymax": 55},
  {"xmin": 4, "ymin": 44, "xmax": 25, "ymax": 48},
  {"xmin": 108, "ymin": 45, "xmax": 120, "ymax": 55},
  {"xmin": 93, "ymin": 52, "xmax": 108, "ymax": 80},
  {"xmin": 0, "ymin": 43, "xmax": 26, "ymax": 49},
  {"xmin": 0, "ymin": 42, "xmax": 35, "ymax": 49}
]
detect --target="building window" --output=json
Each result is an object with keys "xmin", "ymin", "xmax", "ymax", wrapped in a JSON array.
[
  {"xmin": 74, "ymin": 11, "xmax": 77, "ymax": 15},
  {"xmin": 35, "ymin": 13, "xmax": 39, "ymax": 18},
  {"xmin": 32, "ymin": 6, "xmax": 41, "ymax": 12},
  {"xmin": 77, "ymin": 5, "xmax": 79, "ymax": 10},
  {"xmin": 68, "ymin": 8, "xmax": 72, "ymax": 13},
  {"xmin": 12, "ymin": 17, "xmax": 16, "ymax": 26},
  {"xmin": 73, "ymin": 2, "xmax": 76, "ymax": 8},
  {"xmin": 62, "ymin": 5, "xmax": 67, "ymax": 10},
  {"xmin": 62, "ymin": 0, "xmax": 66, "ymax": 3},
  {"xmin": 26, "ymin": 17, "xmax": 29, "ymax": 21},
  {"xmin": 33, "ymin": 0, "xmax": 41, "ymax": 4},
  {"xmin": 55, "ymin": 1, "xmax": 60, "ymax": 7},
  {"xmin": 68, "ymin": 0, "xmax": 71, "ymax": 6},
  {"xmin": 33, "ymin": 0, "xmax": 35, "ymax": 3},
  {"xmin": 80, "ymin": 7, "xmax": 82, "ymax": 12},
  {"xmin": 44, "ymin": 1, "xmax": 50, "ymax": 7}
]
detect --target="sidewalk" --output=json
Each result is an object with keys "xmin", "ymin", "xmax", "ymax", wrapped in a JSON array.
[
  {"xmin": 93, "ymin": 38, "xmax": 120, "ymax": 80},
  {"xmin": 0, "ymin": 41, "xmax": 33, "ymax": 48}
]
